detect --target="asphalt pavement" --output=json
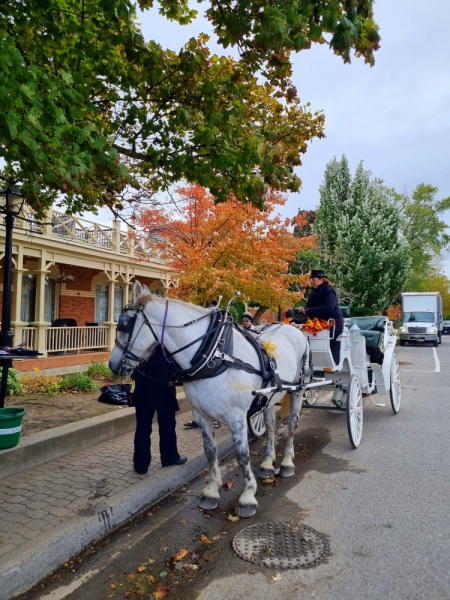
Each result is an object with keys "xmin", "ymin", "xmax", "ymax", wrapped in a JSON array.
[{"xmin": 20, "ymin": 338, "xmax": 449, "ymax": 600}]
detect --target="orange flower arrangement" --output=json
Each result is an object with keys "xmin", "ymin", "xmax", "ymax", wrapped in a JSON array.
[{"xmin": 302, "ymin": 318, "xmax": 336, "ymax": 337}]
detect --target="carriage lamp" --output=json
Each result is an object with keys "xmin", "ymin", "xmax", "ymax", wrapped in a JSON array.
[{"xmin": 349, "ymin": 323, "xmax": 361, "ymax": 348}]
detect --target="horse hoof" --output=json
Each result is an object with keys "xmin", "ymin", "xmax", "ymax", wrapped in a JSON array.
[
  {"xmin": 257, "ymin": 467, "xmax": 275, "ymax": 479},
  {"xmin": 279, "ymin": 466, "xmax": 295, "ymax": 478},
  {"xmin": 198, "ymin": 496, "xmax": 219, "ymax": 510},
  {"xmin": 235, "ymin": 504, "xmax": 257, "ymax": 518}
]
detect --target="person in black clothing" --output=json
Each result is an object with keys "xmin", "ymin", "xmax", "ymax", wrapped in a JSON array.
[
  {"xmin": 298, "ymin": 269, "xmax": 344, "ymax": 364},
  {"xmin": 131, "ymin": 345, "xmax": 187, "ymax": 474}
]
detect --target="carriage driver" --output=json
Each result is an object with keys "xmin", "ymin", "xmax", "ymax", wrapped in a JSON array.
[{"xmin": 297, "ymin": 269, "xmax": 344, "ymax": 364}]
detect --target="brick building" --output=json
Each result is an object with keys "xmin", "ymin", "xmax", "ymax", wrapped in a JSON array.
[{"xmin": 0, "ymin": 207, "xmax": 173, "ymax": 366}]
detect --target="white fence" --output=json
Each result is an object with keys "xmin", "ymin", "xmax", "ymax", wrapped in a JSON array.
[
  {"xmin": 46, "ymin": 326, "xmax": 108, "ymax": 353},
  {"xmin": 22, "ymin": 327, "xmax": 37, "ymax": 350}
]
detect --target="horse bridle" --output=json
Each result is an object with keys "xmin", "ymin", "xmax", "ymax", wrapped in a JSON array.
[
  {"xmin": 115, "ymin": 300, "xmax": 221, "ymax": 373},
  {"xmin": 115, "ymin": 304, "xmax": 160, "ymax": 371}
]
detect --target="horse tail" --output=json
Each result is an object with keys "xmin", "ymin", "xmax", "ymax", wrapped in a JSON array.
[{"xmin": 303, "ymin": 336, "xmax": 313, "ymax": 385}]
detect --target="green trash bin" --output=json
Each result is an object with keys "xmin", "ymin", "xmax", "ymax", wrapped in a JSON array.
[{"xmin": 0, "ymin": 408, "xmax": 27, "ymax": 450}]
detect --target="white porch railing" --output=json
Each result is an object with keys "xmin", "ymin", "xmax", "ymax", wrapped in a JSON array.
[
  {"xmin": 22, "ymin": 327, "xmax": 38, "ymax": 350},
  {"xmin": 46, "ymin": 326, "xmax": 108, "ymax": 353}
]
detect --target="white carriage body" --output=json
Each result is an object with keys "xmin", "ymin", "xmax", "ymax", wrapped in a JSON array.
[{"xmin": 304, "ymin": 318, "xmax": 397, "ymax": 396}]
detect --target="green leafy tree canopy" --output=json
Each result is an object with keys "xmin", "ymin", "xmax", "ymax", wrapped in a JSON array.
[
  {"xmin": 0, "ymin": 0, "xmax": 380, "ymax": 216},
  {"xmin": 314, "ymin": 156, "xmax": 411, "ymax": 316}
]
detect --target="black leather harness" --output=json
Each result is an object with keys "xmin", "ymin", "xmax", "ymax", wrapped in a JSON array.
[{"xmin": 115, "ymin": 305, "xmax": 310, "ymax": 418}]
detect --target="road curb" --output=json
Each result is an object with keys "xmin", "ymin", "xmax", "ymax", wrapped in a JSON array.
[
  {"xmin": 0, "ymin": 429, "xmax": 235, "ymax": 600},
  {"xmin": 0, "ymin": 394, "xmax": 190, "ymax": 480}
]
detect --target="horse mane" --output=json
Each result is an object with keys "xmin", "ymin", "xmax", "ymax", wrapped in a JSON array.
[
  {"xmin": 135, "ymin": 293, "xmax": 210, "ymax": 315},
  {"xmin": 135, "ymin": 293, "xmax": 153, "ymax": 307}
]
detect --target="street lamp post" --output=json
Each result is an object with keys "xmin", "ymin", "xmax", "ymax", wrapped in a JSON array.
[{"xmin": 0, "ymin": 185, "xmax": 25, "ymax": 408}]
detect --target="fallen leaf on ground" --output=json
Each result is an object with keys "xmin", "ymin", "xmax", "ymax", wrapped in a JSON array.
[
  {"xmin": 109, "ymin": 574, "xmax": 115, "ymax": 579},
  {"xmin": 124, "ymin": 593, "xmax": 132, "ymax": 598},
  {"xmin": 201, "ymin": 535, "xmax": 213, "ymax": 544},
  {"xmin": 147, "ymin": 512, "xmax": 153, "ymax": 517},
  {"xmin": 228, "ymin": 515, "xmax": 240, "ymax": 522},
  {"xmin": 137, "ymin": 566, "xmax": 146, "ymax": 573},
  {"xmin": 110, "ymin": 584, "xmax": 116, "ymax": 589},
  {"xmin": 222, "ymin": 480, "xmax": 234, "ymax": 490},
  {"xmin": 126, "ymin": 574, "xmax": 136, "ymax": 579},
  {"xmin": 272, "ymin": 573, "xmax": 282, "ymax": 582},
  {"xmin": 277, "ymin": 452, "xmax": 283, "ymax": 457},
  {"xmin": 185, "ymin": 490, "xmax": 192, "ymax": 494},
  {"xmin": 174, "ymin": 549, "xmax": 189, "ymax": 563},
  {"xmin": 263, "ymin": 478, "xmax": 274, "ymax": 484},
  {"xmin": 51, "ymin": 575, "xmax": 60, "ymax": 581},
  {"xmin": 60, "ymin": 519, "xmax": 65, "ymax": 523},
  {"xmin": 187, "ymin": 565, "xmax": 199, "ymax": 570},
  {"xmin": 160, "ymin": 572, "xmax": 167, "ymax": 578},
  {"xmin": 153, "ymin": 585, "xmax": 170, "ymax": 598},
  {"xmin": 251, "ymin": 451, "xmax": 258, "ymax": 456},
  {"xmin": 107, "ymin": 595, "xmax": 114, "ymax": 598},
  {"xmin": 246, "ymin": 570, "xmax": 256, "ymax": 574},
  {"xmin": 313, "ymin": 436, "xmax": 318, "ymax": 439},
  {"xmin": 180, "ymin": 519, "xmax": 188, "ymax": 524},
  {"xmin": 204, "ymin": 555, "xmax": 213, "ymax": 562},
  {"xmin": 89, "ymin": 465, "xmax": 97, "ymax": 468}
]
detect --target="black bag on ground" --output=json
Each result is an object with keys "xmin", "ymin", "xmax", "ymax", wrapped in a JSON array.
[{"xmin": 98, "ymin": 383, "xmax": 132, "ymax": 405}]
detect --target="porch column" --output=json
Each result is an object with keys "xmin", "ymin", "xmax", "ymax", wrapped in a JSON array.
[
  {"xmin": 11, "ymin": 246, "xmax": 27, "ymax": 347},
  {"xmin": 30, "ymin": 253, "xmax": 50, "ymax": 357},
  {"xmin": 103, "ymin": 267, "xmax": 116, "ymax": 351}
]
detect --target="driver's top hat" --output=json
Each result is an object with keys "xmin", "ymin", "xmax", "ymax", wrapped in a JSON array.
[{"xmin": 310, "ymin": 269, "xmax": 328, "ymax": 278}]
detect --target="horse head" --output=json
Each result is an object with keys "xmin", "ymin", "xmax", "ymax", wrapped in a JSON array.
[{"xmin": 109, "ymin": 280, "xmax": 161, "ymax": 376}]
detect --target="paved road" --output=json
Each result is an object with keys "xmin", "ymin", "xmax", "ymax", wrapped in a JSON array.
[{"xmin": 23, "ymin": 339, "xmax": 449, "ymax": 600}]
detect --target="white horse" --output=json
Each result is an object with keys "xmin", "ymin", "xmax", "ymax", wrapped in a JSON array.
[{"xmin": 109, "ymin": 281, "xmax": 310, "ymax": 517}]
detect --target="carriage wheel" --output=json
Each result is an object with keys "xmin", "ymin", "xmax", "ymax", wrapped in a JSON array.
[
  {"xmin": 389, "ymin": 352, "xmax": 401, "ymax": 414},
  {"xmin": 247, "ymin": 411, "xmax": 266, "ymax": 438},
  {"xmin": 303, "ymin": 387, "xmax": 319, "ymax": 405},
  {"xmin": 346, "ymin": 374, "xmax": 363, "ymax": 448}
]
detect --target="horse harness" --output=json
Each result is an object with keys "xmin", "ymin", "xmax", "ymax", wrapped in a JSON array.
[{"xmin": 115, "ymin": 302, "xmax": 311, "ymax": 416}]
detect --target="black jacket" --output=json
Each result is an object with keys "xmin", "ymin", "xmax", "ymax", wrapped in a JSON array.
[
  {"xmin": 305, "ymin": 281, "xmax": 344, "ymax": 329},
  {"xmin": 131, "ymin": 346, "xmax": 179, "ymax": 411}
]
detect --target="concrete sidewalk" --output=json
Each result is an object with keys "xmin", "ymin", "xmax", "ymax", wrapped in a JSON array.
[{"xmin": 0, "ymin": 413, "xmax": 235, "ymax": 600}]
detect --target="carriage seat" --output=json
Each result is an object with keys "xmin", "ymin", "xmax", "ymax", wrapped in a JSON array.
[{"xmin": 347, "ymin": 317, "xmax": 388, "ymax": 348}]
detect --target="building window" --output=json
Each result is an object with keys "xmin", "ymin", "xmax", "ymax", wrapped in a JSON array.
[
  {"xmin": 44, "ymin": 277, "xmax": 55, "ymax": 323},
  {"xmin": 114, "ymin": 286, "xmax": 123, "ymax": 321},
  {"xmin": 152, "ymin": 289, "xmax": 165, "ymax": 298},
  {"xmin": 21, "ymin": 275, "xmax": 36, "ymax": 324},
  {"xmin": 95, "ymin": 284, "xmax": 108, "ymax": 325}
]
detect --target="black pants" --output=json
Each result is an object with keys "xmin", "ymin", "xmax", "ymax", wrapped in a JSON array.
[
  {"xmin": 330, "ymin": 324, "xmax": 344, "ymax": 364},
  {"xmin": 134, "ymin": 401, "xmax": 180, "ymax": 470}
]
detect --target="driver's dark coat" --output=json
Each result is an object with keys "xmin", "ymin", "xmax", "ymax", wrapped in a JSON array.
[
  {"xmin": 131, "ymin": 346, "xmax": 179, "ymax": 411},
  {"xmin": 304, "ymin": 281, "xmax": 344, "ymax": 328}
]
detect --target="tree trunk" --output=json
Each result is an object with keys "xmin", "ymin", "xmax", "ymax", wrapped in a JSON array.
[{"xmin": 252, "ymin": 306, "xmax": 268, "ymax": 324}]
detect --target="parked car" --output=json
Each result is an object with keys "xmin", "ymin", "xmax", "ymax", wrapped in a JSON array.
[{"xmin": 443, "ymin": 320, "xmax": 450, "ymax": 334}]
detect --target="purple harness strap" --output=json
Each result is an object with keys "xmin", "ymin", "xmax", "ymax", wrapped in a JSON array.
[{"xmin": 161, "ymin": 300, "xmax": 174, "ymax": 364}]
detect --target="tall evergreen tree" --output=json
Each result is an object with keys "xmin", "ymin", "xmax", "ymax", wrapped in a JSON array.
[{"xmin": 315, "ymin": 157, "xmax": 411, "ymax": 316}]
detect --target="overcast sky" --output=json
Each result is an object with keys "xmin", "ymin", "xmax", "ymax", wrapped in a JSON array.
[{"xmin": 91, "ymin": 0, "xmax": 450, "ymax": 263}]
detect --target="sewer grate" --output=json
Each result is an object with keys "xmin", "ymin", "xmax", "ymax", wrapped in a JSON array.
[{"xmin": 232, "ymin": 522, "xmax": 330, "ymax": 569}]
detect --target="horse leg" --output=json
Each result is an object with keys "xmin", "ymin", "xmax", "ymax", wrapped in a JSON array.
[
  {"xmin": 229, "ymin": 412, "xmax": 258, "ymax": 517},
  {"xmin": 280, "ymin": 391, "xmax": 302, "ymax": 478},
  {"xmin": 257, "ymin": 405, "xmax": 276, "ymax": 479},
  {"xmin": 195, "ymin": 411, "xmax": 222, "ymax": 510}
]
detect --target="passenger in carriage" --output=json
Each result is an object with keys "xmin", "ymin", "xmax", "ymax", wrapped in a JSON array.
[
  {"xmin": 242, "ymin": 312, "xmax": 254, "ymax": 330},
  {"xmin": 298, "ymin": 269, "xmax": 344, "ymax": 364}
]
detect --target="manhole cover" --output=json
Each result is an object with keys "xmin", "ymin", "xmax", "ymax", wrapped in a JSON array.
[{"xmin": 232, "ymin": 522, "xmax": 329, "ymax": 569}]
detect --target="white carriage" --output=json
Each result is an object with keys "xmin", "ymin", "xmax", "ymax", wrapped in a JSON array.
[{"xmin": 248, "ymin": 315, "xmax": 402, "ymax": 448}]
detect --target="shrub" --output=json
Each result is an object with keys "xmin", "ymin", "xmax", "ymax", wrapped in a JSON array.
[
  {"xmin": 21, "ymin": 370, "xmax": 63, "ymax": 396},
  {"xmin": 86, "ymin": 360, "xmax": 113, "ymax": 379},
  {"xmin": 0, "ymin": 368, "xmax": 24, "ymax": 396},
  {"xmin": 60, "ymin": 372, "xmax": 96, "ymax": 392}
]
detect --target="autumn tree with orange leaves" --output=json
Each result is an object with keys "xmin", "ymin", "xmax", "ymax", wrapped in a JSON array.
[{"xmin": 133, "ymin": 184, "xmax": 316, "ymax": 314}]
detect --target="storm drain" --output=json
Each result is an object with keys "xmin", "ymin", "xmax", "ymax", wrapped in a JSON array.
[{"xmin": 232, "ymin": 522, "xmax": 330, "ymax": 569}]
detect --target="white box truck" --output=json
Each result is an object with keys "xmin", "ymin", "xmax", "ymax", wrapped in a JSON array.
[{"xmin": 399, "ymin": 292, "xmax": 443, "ymax": 347}]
